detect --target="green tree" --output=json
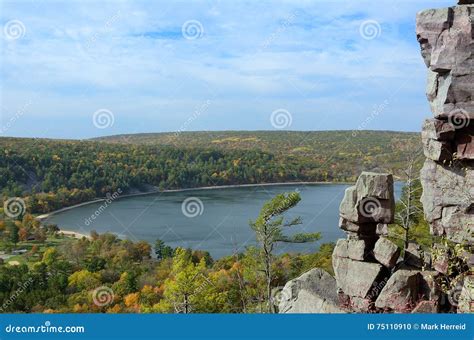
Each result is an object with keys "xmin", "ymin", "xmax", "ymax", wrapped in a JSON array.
[
  {"xmin": 160, "ymin": 247, "xmax": 207, "ymax": 313},
  {"xmin": 67, "ymin": 270, "xmax": 101, "ymax": 291},
  {"xmin": 250, "ymin": 192, "xmax": 321, "ymax": 313},
  {"xmin": 113, "ymin": 271, "xmax": 138, "ymax": 297},
  {"xmin": 42, "ymin": 247, "xmax": 59, "ymax": 266},
  {"xmin": 7, "ymin": 221, "xmax": 19, "ymax": 248},
  {"xmin": 154, "ymin": 239, "xmax": 174, "ymax": 261}
]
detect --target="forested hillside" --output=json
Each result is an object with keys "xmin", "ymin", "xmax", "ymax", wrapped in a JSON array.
[
  {"xmin": 97, "ymin": 130, "xmax": 421, "ymax": 179},
  {"xmin": 1, "ymin": 130, "xmax": 420, "ymax": 213},
  {"xmin": 97, "ymin": 130, "xmax": 419, "ymax": 163}
]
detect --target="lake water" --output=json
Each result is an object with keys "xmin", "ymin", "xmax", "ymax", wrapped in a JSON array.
[{"xmin": 45, "ymin": 183, "xmax": 403, "ymax": 259}]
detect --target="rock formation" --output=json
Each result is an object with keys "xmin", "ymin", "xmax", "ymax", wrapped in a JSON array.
[
  {"xmin": 280, "ymin": 172, "xmax": 443, "ymax": 313},
  {"xmin": 417, "ymin": 0, "xmax": 473, "ymax": 313},
  {"xmin": 279, "ymin": 1, "xmax": 473, "ymax": 314},
  {"xmin": 332, "ymin": 172, "xmax": 441, "ymax": 312},
  {"xmin": 332, "ymin": 172, "xmax": 394, "ymax": 311},
  {"xmin": 416, "ymin": 2, "xmax": 474, "ymax": 246},
  {"xmin": 277, "ymin": 268, "xmax": 344, "ymax": 313}
]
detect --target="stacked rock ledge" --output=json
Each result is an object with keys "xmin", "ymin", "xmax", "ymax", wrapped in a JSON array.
[
  {"xmin": 417, "ymin": 1, "xmax": 473, "ymax": 262},
  {"xmin": 328, "ymin": 173, "xmax": 397, "ymax": 311}
]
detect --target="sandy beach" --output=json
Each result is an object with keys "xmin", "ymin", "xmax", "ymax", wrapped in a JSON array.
[{"xmin": 59, "ymin": 230, "xmax": 92, "ymax": 240}]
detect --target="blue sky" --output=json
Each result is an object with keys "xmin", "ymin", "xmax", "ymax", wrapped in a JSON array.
[{"xmin": 0, "ymin": 0, "xmax": 453, "ymax": 139}]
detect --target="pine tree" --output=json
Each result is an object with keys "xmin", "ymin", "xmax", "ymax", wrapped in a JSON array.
[{"xmin": 250, "ymin": 192, "xmax": 321, "ymax": 313}]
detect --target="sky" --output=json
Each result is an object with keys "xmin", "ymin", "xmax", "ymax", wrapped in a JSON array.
[{"xmin": 0, "ymin": 0, "xmax": 454, "ymax": 139}]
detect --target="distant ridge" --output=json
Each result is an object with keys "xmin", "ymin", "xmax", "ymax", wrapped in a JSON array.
[{"xmin": 94, "ymin": 130, "xmax": 421, "ymax": 176}]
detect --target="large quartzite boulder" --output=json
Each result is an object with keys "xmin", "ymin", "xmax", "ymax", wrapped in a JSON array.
[
  {"xmin": 375, "ymin": 268, "xmax": 423, "ymax": 312},
  {"xmin": 339, "ymin": 172, "xmax": 395, "ymax": 224},
  {"xmin": 333, "ymin": 238, "xmax": 376, "ymax": 261},
  {"xmin": 332, "ymin": 255, "xmax": 385, "ymax": 298},
  {"xmin": 278, "ymin": 268, "xmax": 345, "ymax": 313},
  {"xmin": 373, "ymin": 237, "xmax": 400, "ymax": 269}
]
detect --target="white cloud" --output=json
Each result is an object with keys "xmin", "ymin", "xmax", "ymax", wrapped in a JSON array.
[{"xmin": 0, "ymin": 0, "xmax": 452, "ymax": 138}]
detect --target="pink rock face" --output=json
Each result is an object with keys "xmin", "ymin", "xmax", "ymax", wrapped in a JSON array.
[
  {"xmin": 422, "ymin": 119, "xmax": 455, "ymax": 141},
  {"xmin": 417, "ymin": 4, "xmax": 474, "ymax": 248},
  {"xmin": 374, "ymin": 269, "xmax": 423, "ymax": 312},
  {"xmin": 411, "ymin": 300, "xmax": 438, "ymax": 313},
  {"xmin": 420, "ymin": 159, "xmax": 473, "ymax": 243},
  {"xmin": 422, "ymin": 136, "xmax": 452, "ymax": 162},
  {"xmin": 416, "ymin": 5, "xmax": 474, "ymax": 119},
  {"xmin": 456, "ymin": 131, "xmax": 474, "ymax": 159}
]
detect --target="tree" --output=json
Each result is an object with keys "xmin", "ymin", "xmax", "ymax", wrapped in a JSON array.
[
  {"xmin": 68, "ymin": 270, "xmax": 101, "ymax": 291},
  {"xmin": 134, "ymin": 241, "xmax": 152, "ymax": 260},
  {"xmin": 394, "ymin": 158, "xmax": 426, "ymax": 257},
  {"xmin": 155, "ymin": 239, "xmax": 174, "ymax": 261},
  {"xmin": 42, "ymin": 247, "xmax": 59, "ymax": 266},
  {"xmin": 7, "ymin": 221, "xmax": 19, "ymax": 248},
  {"xmin": 250, "ymin": 192, "xmax": 321, "ymax": 313},
  {"xmin": 45, "ymin": 223, "xmax": 59, "ymax": 235},
  {"xmin": 18, "ymin": 227, "xmax": 29, "ymax": 242},
  {"xmin": 160, "ymin": 247, "xmax": 207, "ymax": 313},
  {"xmin": 33, "ymin": 228, "xmax": 47, "ymax": 243},
  {"xmin": 85, "ymin": 257, "xmax": 106, "ymax": 272},
  {"xmin": 113, "ymin": 271, "xmax": 138, "ymax": 297}
]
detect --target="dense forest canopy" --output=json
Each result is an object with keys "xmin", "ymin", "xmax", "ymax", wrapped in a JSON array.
[
  {"xmin": 97, "ymin": 131, "xmax": 421, "ymax": 177},
  {"xmin": 1, "ymin": 131, "xmax": 421, "ymax": 214}
]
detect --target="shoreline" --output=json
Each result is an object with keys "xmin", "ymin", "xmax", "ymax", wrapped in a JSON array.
[
  {"xmin": 35, "ymin": 181, "xmax": 352, "ymax": 222},
  {"xmin": 59, "ymin": 230, "xmax": 92, "ymax": 240}
]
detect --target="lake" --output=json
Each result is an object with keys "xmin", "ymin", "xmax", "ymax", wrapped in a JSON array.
[{"xmin": 44, "ymin": 183, "xmax": 403, "ymax": 259}]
